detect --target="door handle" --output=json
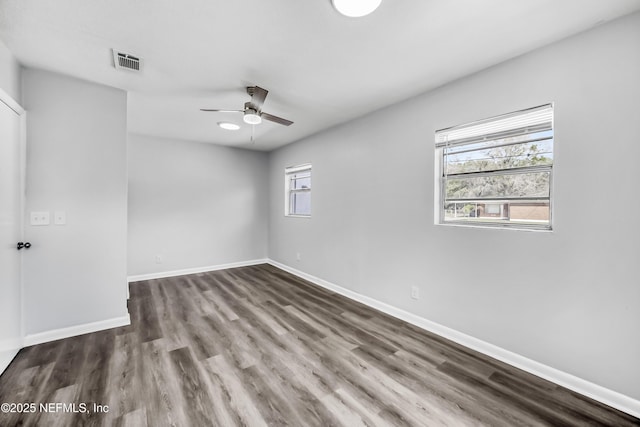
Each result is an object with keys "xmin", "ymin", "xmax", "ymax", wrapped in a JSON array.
[{"xmin": 17, "ymin": 242, "xmax": 31, "ymax": 250}]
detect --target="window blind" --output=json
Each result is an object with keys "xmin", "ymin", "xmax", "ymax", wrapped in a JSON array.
[{"xmin": 435, "ymin": 104, "xmax": 553, "ymax": 148}]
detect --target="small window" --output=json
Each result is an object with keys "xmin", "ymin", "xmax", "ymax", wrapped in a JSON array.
[
  {"xmin": 435, "ymin": 104, "xmax": 553, "ymax": 230},
  {"xmin": 285, "ymin": 164, "xmax": 311, "ymax": 217}
]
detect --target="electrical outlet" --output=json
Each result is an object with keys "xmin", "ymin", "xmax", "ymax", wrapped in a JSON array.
[
  {"xmin": 411, "ymin": 286, "xmax": 419, "ymax": 300},
  {"xmin": 296, "ymin": 252, "xmax": 301, "ymax": 261},
  {"xmin": 155, "ymin": 254, "xmax": 163, "ymax": 264}
]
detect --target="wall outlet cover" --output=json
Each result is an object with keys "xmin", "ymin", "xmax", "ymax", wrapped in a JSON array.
[
  {"xmin": 54, "ymin": 211, "xmax": 66, "ymax": 225},
  {"xmin": 30, "ymin": 211, "xmax": 50, "ymax": 226}
]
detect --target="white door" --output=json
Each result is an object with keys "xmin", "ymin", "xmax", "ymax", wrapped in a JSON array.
[{"xmin": 0, "ymin": 92, "xmax": 24, "ymax": 374}]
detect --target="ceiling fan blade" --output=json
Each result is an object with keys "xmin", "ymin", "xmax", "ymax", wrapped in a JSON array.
[
  {"xmin": 247, "ymin": 86, "xmax": 268, "ymax": 111},
  {"xmin": 261, "ymin": 112, "xmax": 293, "ymax": 126},
  {"xmin": 200, "ymin": 109, "xmax": 243, "ymax": 113}
]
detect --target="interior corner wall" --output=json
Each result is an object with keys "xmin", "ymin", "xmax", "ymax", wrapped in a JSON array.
[
  {"xmin": 0, "ymin": 38, "xmax": 21, "ymax": 102},
  {"xmin": 267, "ymin": 12, "xmax": 640, "ymax": 400},
  {"xmin": 127, "ymin": 134, "xmax": 269, "ymax": 277},
  {"xmin": 22, "ymin": 68, "xmax": 128, "ymax": 335}
]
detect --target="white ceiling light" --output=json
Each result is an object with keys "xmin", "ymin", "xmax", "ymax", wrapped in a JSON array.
[
  {"xmin": 332, "ymin": 0, "xmax": 381, "ymax": 17},
  {"xmin": 243, "ymin": 109, "xmax": 262, "ymax": 125},
  {"xmin": 217, "ymin": 121, "xmax": 240, "ymax": 130}
]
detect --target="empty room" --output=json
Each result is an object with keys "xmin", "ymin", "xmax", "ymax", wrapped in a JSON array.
[{"xmin": 1, "ymin": 0, "xmax": 639, "ymax": 425}]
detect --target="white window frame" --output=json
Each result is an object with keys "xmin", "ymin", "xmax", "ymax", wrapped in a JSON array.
[
  {"xmin": 284, "ymin": 163, "xmax": 312, "ymax": 218},
  {"xmin": 434, "ymin": 104, "xmax": 554, "ymax": 231}
]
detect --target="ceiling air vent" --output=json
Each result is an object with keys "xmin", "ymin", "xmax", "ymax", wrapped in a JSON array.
[{"xmin": 112, "ymin": 49, "xmax": 143, "ymax": 72}]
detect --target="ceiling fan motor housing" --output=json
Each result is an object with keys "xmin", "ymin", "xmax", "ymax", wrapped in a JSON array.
[{"xmin": 243, "ymin": 108, "xmax": 262, "ymax": 125}]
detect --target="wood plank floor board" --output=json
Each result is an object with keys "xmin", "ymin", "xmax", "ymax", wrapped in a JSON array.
[
  {"xmin": 133, "ymin": 295, "xmax": 163, "ymax": 343},
  {"xmin": 226, "ymin": 296, "xmax": 291, "ymax": 337},
  {"xmin": 116, "ymin": 407, "xmax": 148, "ymax": 427},
  {"xmin": 201, "ymin": 289, "xmax": 239, "ymax": 322},
  {"xmin": 487, "ymin": 370, "xmax": 612, "ymax": 426},
  {"xmin": 141, "ymin": 339, "xmax": 191, "ymax": 427},
  {"xmin": 239, "ymin": 363, "xmax": 305, "ymax": 426},
  {"xmin": 203, "ymin": 354, "xmax": 268, "ymax": 427},
  {"xmin": 21, "ymin": 339, "xmax": 61, "ymax": 370},
  {"xmin": 321, "ymin": 387, "xmax": 390, "ymax": 427},
  {"xmin": 154, "ymin": 305, "xmax": 191, "ymax": 353},
  {"xmin": 249, "ymin": 357, "xmax": 342, "ymax": 427},
  {"xmin": 73, "ymin": 331, "xmax": 115, "ymax": 426},
  {"xmin": 164, "ymin": 277, "xmax": 199, "ymax": 324},
  {"xmin": 103, "ymin": 332, "xmax": 142, "ymax": 423},
  {"xmin": 175, "ymin": 305, "xmax": 224, "ymax": 362},
  {"xmin": 204, "ymin": 315, "xmax": 259, "ymax": 370},
  {"xmin": 385, "ymin": 350, "xmax": 516, "ymax": 427},
  {"xmin": 303, "ymin": 333, "xmax": 444, "ymax": 425},
  {"xmin": 250, "ymin": 299, "xmax": 327, "ymax": 342},
  {"xmin": 168, "ymin": 346, "xmax": 218, "ymax": 426},
  {"xmin": 1, "ymin": 263, "xmax": 638, "ymax": 426},
  {"xmin": 437, "ymin": 360, "xmax": 580, "ymax": 426},
  {"xmin": 233, "ymin": 317, "xmax": 340, "ymax": 403},
  {"xmin": 283, "ymin": 304, "xmax": 361, "ymax": 348},
  {"xmin": 182, "ymin": 279, "xmax": 217, "ymax": 318},
  {"xmin": 317, "ymin": 337, "xmax": 469, "ymax": 426},
  {"xmin": 36, "ymin": 384, "xmax": 81, "ymax": 427},
  {"xmin": 280, "ymin": 298, "xmax": 390, "ymax": 352},
  {"xmin": 222, "ymin": 271, "xmax": 272, "ymax": 307}
]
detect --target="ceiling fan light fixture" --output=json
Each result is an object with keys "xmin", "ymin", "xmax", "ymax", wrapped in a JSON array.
[
  {"xmin": 332, "ymin": 0, "xmax": 381, "ymax": 17},
  {"xmin": 243, "ymin": 110, "xmax": 262, "ymax": 125},
  {"xmin": 217, "ymin": 121, "xmax": 240, "ymax": 131}
]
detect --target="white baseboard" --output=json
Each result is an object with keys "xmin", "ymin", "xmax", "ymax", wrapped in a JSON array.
[
  {"xmin": 0, "ymin": 337, "xmax": 24, "ymax": 354},
  {"xmin": 127, "ymin": 258, "xmax": 269, "ymax": 283},
  {"xmin": 0, "ymin": 349, "xmax": 20, "ymax": 376},
  {"xmin": 267, "ymin": 259, "xmax": 640, "ymax": 418},
  {"xmin": 23, "ymin": 315, "xmax": 131, "ymax": 347}
]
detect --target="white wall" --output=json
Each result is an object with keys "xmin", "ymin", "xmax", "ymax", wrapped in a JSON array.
[
  {"xmin": 22, "ymin": 68, "xmax": 129, "ymax": 335},
  {"xmin": 268, "ymin": 13, "xmax": 640, "ymax": 401},
  {"xmin": 0, "ymin": 38, "xmax": 20, "ymax": 102},
  {"xmin": 127, "ymin": 134, "xmax": 268, "ymax": 276}
]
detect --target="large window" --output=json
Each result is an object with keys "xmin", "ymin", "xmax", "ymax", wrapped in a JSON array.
[
  {"xmin": 285, "ymin": 164, "xmax": 311, "ymax": 217},
  {"xmin": 435, "ymin": 104, "xmax": 554, "ymax": 230}
]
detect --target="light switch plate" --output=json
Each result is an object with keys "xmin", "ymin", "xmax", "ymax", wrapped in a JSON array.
[
  {"xmin": 54, "ymin": 211, "xmax": 66, "ymax": 225},
  {"xmin": 30, "ymin": 211, "xmax": 50, "ymax": 226}
]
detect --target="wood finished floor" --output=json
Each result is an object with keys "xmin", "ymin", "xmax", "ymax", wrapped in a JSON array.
[{"xmin": 0, "ymin": 264, "xmax": 638, "ymax": 427}]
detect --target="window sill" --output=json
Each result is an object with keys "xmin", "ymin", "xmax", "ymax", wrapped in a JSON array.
[
  {"xmin": 436, "ymin": 221, "xmax": 552, "ymax": 232},
  {"xmin": 285, "ymin": 214, "xmax": 311, "ymax": 219}
]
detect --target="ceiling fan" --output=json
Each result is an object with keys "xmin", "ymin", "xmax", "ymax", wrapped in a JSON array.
[{"xmin": 200, "ymin": 86, "xmax": 293, "ymax": 126}]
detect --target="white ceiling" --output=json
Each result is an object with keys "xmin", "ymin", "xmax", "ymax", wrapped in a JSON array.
[{"xmin": 1, "ymin": 0, "xmax": 639, "ymax": 151}]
